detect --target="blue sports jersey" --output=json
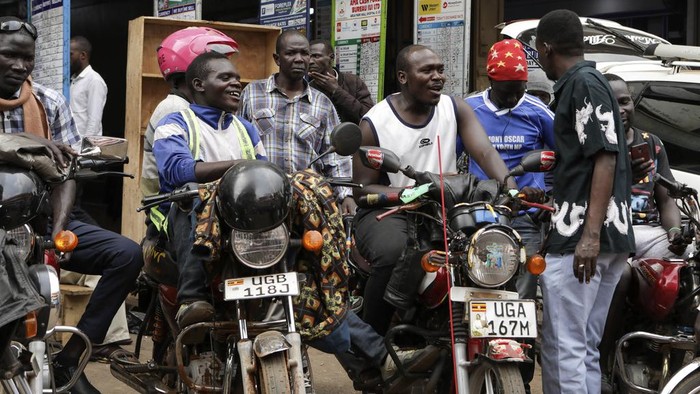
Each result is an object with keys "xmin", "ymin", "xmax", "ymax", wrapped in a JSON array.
[{"xmin": 462, "ymin": 90, "xmax": 555, "ymax": 191}]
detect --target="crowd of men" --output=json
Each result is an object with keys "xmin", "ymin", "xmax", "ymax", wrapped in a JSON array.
[{"xmin": 0, "ymin": 7, "xmax": 695, "ymax": 393}]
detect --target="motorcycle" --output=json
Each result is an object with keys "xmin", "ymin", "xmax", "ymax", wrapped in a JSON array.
[
  {"xmin": 0, "ymin": 135, "xmax": 130, "ymax": 393},
  {"xmin": 351, "ymin": 146, "xmax": 555, "ymax": 393},
  {"xmin": 610, "ymin": 173, "xmax": 700, "ymax": 394},
  {"xmin": 111, "ymin": 122, "xmax": 362, "ymax": 393}
]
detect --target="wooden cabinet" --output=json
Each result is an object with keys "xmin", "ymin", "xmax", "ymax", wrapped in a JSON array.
[{"xmin": 122, "ymin": 17, "xmax": 280, "ymax": 242}]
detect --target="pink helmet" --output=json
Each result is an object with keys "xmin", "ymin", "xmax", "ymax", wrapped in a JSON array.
[{"xmin": 157, "ymin": 27, "xmax": 239, "ymax": 80}]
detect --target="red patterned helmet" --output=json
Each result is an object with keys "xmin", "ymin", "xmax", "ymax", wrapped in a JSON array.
[{"xmin": 157, "ymin": 27, "xmax": 239, "ymax": 80}]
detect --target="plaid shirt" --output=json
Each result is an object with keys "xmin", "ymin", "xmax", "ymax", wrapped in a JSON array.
[
  {"xmin": 1, "ymin": 82, "xmax": 80, "ymax": 148},
  {"xmin": 239, "ymin": 74, "xmax": 351, "ymax": 199}
]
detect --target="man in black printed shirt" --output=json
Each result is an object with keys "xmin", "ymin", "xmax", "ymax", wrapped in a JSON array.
[{"xmin": 535, "ymin": 9, "xmax": 635, "ymax": 394}]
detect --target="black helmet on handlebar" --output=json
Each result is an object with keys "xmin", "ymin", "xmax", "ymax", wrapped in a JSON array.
[
  {"xmin": 0, "ymin": 165, "xmax": 48, "ymax": 231},
  {"xmin": 216, "ymin": 161, "xmax": 292, "ymax": 232}
]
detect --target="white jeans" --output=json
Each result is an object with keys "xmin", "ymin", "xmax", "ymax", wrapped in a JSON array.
[{"xmin": 540, "ymin": 252, "xmax": 628, "ymax": 394}]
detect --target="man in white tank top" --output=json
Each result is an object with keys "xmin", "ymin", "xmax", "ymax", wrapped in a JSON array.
[{"xmin": 351, "ymin": 45, "xmax": 516, "ymax": 336}]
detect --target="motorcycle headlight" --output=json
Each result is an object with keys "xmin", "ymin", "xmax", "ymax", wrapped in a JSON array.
[
  {"xmin": 231, "ymin": 224, "xmax": 289, "ymax": 269},
  {"xmin": 5, "ymin": 224, "xmax": 34, "ymax": 262},
  {"xmin": 466, "ymin": 225, "xmax": 524, "ymax": 288}
]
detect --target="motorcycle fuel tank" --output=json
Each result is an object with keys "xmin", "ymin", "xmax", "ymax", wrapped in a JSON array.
[{"xmin": 632, "ymin": 258, "xmax": 686, "ymax": 321}]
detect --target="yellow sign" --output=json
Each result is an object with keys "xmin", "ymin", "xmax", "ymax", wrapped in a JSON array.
[{"xmin": 418, "ymin": 0, "xmax": 441, "ymax": 15}]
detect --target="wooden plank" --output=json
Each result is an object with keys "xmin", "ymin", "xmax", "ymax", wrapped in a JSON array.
[{"xmin": 122, "ymin": 17, "xmax": 146, "ymax": 243}]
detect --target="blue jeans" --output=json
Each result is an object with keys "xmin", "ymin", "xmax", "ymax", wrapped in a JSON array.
[
  {"xmin": 328, "ymin": 311, "xmax": 388, "ymax": 380},
  {"xmin": 166, "ymin": 203, "xmax": 210, "ymax": 304}
]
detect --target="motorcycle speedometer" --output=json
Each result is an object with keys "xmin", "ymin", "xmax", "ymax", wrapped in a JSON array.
[
  {"xmin": 5, "ymin": 224, "xmax": 35, "ymax": 262},
  {"xmin": 466, "ymin": 225, "xmax": 524, "ymax": 288},
  {"xmin": 231, "ymin": 224, "xmax": 289, "ymax": 269}
]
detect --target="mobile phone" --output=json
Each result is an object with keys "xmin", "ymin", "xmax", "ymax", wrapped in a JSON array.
[{"xmin": 630, "ymin": 142, "xmax": 651, "ymax": 162}]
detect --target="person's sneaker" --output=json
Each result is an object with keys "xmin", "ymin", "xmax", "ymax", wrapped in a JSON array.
[
  {"xmin": 175, "ymin": 300, "xmax": 215, "ymax": 329},
  {"xmin": 380, "ymin": 345, "xmax": 441, "ymax": 381},
  {"xmin": 349, "ymin": 295, "xmax": 364, "ymax": 314},
  {"xmin": 53, "ymin": 362, "xmax": 101, "ymax": 394}
]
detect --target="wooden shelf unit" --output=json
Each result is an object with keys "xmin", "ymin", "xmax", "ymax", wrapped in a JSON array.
[{"xmin": 122, "ymin": 17, "xmax": 280, "ymax": 242}]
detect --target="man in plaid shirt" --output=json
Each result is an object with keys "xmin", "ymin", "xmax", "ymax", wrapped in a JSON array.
[{"xmin": 238, "ymin": 30, "xmax": 356, "ymax": 214}]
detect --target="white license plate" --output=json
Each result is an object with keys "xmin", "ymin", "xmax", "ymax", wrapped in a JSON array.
[
  {"xmin": 224, "ymin": 272, "xmax": 299, "ymax": 301},
  {"xmin": 469, "ymin": 300, "xmax": 537, "ymax": 338}
]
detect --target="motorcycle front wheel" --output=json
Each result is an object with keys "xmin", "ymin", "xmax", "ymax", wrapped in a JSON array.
[
  {"xmin": 468, "ymin": 359, "xmax": 526, "ymax": 394},
  {"xmin": 669, "ymin": 370, "xmax": 700, "ymax": 394},
  {"xmin": 258, "ymin": 352, "xmax": 292, "ymax": 394}
]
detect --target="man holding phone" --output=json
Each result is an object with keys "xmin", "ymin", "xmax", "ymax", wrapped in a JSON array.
[
  {"xmin": 599, "ymin": 73, "xmax": 694, "ymax": 392},
  {"xmin": 605, "ymin": 74, "xmax": 688, "ymax": 259}
]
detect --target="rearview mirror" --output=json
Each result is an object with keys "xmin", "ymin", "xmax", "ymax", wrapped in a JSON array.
[
  {"xmin": 331, "ymin": 122, "xmax": 362, "ymax": 156},
  {"xmin": 79, "ymin": 136, "xmax": 128, "ymax": 162},
  {"xmin": 509, "ymin": 150, "xmax": 556, "ymax": 178},
  {"xmin": 357, "ymin": 146, "xmax": 402, "ymax": 173}
]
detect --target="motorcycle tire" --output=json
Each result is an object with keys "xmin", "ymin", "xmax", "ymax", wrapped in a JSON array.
[
  {"xmin": 258, "ymin": 352, "xmax": 292, "ymax": 394},
  {"xmin": 468, "ymin": 359, "xmax": 526, "ymax": 394},
  {"xmin": 669, "ymin": 370, "xmax": 700, "ymax": 394}
]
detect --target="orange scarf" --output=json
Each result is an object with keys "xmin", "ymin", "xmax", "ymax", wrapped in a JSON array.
[{"xmin": 0, "ymin": 77, "xmax": 50, "ymax": 139}]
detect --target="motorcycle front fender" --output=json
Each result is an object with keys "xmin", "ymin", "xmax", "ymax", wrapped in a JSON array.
[
  {"xmin": 660, "ymin": 357, "xmax": 700, "ymax": 394},
  {"xmin": 253, "ymin": 330, "xmax": 291, "ymax": 358}
]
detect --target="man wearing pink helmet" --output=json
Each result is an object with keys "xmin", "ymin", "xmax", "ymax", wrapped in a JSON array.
[{"xmin": 140, "ymin": 26, "xmax": 239, "ymax": 202}]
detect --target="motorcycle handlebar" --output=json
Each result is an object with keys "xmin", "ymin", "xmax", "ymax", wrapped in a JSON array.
[
  {"xmin": 138, "ymin": 188, "xmax": 200, "ymax": 212},
  {"xmin": 654, "ymin": 174, "xmax": 696, "ymax": 198}
]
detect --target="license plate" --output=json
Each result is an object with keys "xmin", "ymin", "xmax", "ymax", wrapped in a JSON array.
[
  {"xmin": 224, "ymin": 272, "xmax": 299, "ymax": 301},
  {"xmin": 468, "ymin": 300, "xmax": 537, "ymax": 338}
]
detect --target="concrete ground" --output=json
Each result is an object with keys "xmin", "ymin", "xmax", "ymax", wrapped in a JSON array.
[{"xmin": 83, "ymin": 334, "xmax": 543, "ymax": 393}]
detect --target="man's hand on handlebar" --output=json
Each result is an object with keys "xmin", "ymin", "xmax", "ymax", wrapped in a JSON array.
[
  {"xmin": 340, "ymin": 196, "xmax": 358, "ymax": 215},
  {"xmin": 667, "ymin": 227, "xmax": 688, "ymax": 256}
]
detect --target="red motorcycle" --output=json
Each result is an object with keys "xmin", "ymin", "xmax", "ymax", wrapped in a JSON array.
[
  {"xmin": 611, "ymin": 174, "xmax": 700, "ymax": 394},
  {"xmin": 350, "ymin": 148, "xmax": 555, "ymax": 393}
]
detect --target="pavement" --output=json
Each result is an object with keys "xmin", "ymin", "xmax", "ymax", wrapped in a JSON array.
[{"xmin": 82, "ymin": 334, "xmax": 543, "ymax": 393}]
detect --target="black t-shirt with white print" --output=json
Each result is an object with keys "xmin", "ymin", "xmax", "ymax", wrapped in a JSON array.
[
  {"xmin": 630, "ymin": 129, "xmax": 674, "ymax": 224},
  {"xmin": 546, "ymin": 61, "xmax": 635, "ymax": 255}
]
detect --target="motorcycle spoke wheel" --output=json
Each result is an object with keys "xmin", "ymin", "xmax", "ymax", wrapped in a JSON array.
[
  {"xmin": 258, "ymin": 352, "xmax": 292, "ymax": 394},
  {"xmin": 669, "ymin": 370, "xmax": 700, "ymax": 394},
  {"xmin": 468, "ymin": 360, "xmax": 526, "ymax": 394}
]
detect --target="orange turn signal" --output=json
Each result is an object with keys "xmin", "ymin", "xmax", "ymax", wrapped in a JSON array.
[
  {"xmin": 24, "ymin": 311, "xmax": 38, "ymax": 339},
  {"xmin": 54, "ymin": 230, "xmax": 78, "ymax": 252},
  {"xmin": 421, "ymin": 250, "xmax": 446, "ymax": 273},
  {"xmin": 302, "ymin": 230, "xmax": 323, "ymax": 253},
  {"xmin": 527, "ymin": 254, "xmax": 546, "ymax": 275}
]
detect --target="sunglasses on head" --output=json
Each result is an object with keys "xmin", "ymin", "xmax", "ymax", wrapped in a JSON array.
[{"xmin": 0, "ymin": 20, "xmax": 38, "ymax": 40}]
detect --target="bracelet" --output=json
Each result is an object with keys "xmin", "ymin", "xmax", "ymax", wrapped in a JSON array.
[{"xmin": 668, "ymin": 226, "xmax": 682, "ymax": 234}]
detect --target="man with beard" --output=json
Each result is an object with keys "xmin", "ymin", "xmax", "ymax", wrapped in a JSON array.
[
  {"xmin": 238, "ymin": 30, "xmax": 355, "ymax": 214},
  {"xmin": 352, "ymin": 44, "xmax": 515, "ymax": 336},
  {"xmin": 153, "ymin": 52, "xmax": 266, "ymax": 328},
  {"xmin": 307, "ymin": 39, "xmax": 374, "ymax": 124},
  {"xmin": 69, "ymin": 36, "xmax": 107, "ymax": 137}
]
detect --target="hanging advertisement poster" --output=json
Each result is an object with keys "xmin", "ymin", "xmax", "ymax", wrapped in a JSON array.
[
  {"xmin": 155, "ymin": 0, "xmax": 201, "ymax": 20},
  {"xmin": 414, "ymin": 0, "xmax": 471, "ymax": 97},
  {"xmin": 30, "ymin": 0, "xmax": 70, "ymax": 97},
  {"xmin": 259, "ymin": 0, "xmax": 310, "ymax": 36},
  {"xmin": 333, "ymin": 0, "xmax": 387, "ymax": 102}
]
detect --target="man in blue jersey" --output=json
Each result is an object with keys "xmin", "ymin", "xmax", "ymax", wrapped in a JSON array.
[
  {"xmin": 153, "ymin": 52, "xmax": 266, "ymax": 328},
  {"xmin": 464, "ymin": 39, "xmax": 555, "ymax": 393}
]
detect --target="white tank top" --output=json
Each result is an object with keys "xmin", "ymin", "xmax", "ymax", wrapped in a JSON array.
[{"xmin": 364, "ymin": 94, "xmax": 458, "ymax": 187}]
